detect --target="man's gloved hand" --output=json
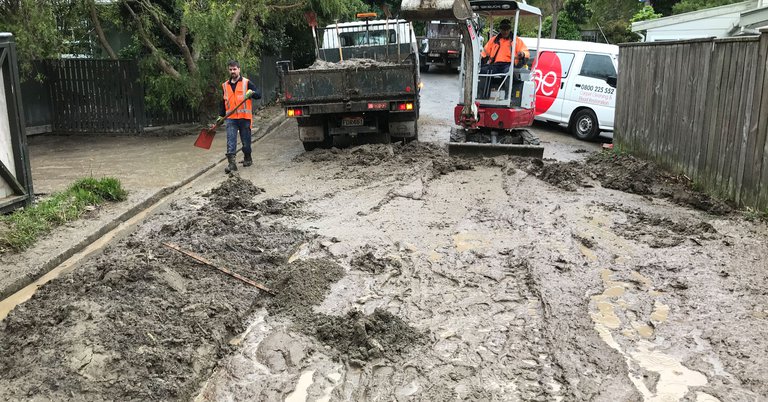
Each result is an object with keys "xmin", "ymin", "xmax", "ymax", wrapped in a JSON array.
[
  {"xmin": 245, "ymin": 89, "xmax": 255, "ymax": 99},
  {"xmin": 215, "ymin": 116, "xmax": 225, "ymax": 125}
]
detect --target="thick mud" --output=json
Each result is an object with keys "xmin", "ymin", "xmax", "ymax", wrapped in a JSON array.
[
  {"xmin": 305, "ymin": 58, "xmax": 396, "ymax": 70},
  {"xmin": 0, "ymin": 177, "xmax": 422, "ymax": 401},
  {"xmin": 2, "ymin": 132, "xmax": 766, "ymax": 401}
]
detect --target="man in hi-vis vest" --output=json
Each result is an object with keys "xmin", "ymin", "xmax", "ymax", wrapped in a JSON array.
[{"xmin": 216, "ymin": 60, "xmax": 261, "ymax": 174}]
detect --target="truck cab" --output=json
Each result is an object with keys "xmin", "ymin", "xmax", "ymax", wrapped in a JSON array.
[{"xmin": 419, "ymin": 20, "xmax": 462, "ymax": 72}]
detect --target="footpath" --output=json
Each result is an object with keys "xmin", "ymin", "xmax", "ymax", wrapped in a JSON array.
[{"xmin": 0, "ymin": 107, "xmax": 286, "ymax": 301}]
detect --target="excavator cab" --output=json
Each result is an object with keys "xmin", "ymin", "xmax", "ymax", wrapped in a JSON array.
[{"xmin": 402, "ymin": 0, "xmax": 544, "ymax": 158}]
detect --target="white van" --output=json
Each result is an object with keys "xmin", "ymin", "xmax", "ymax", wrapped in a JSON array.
[{"xmin": 521, "ymin": 38, "xmax": 619, "ymax": 140}]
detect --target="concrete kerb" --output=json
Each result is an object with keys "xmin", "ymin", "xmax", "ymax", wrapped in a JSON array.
[{"xmin": 0, "ymin": 111, "xmax": 288, "ymax": 302}]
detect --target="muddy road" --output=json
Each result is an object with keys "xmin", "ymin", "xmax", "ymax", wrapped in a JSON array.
[{"xmin": 1, "ymin": 74, "xmax": 767, "ymax": 402}]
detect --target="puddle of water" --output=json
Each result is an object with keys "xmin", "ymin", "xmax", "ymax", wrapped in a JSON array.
[
  {"xmin": 285, "ymin": 370, "xmax": 315, "ymax": 402},
  {"xmin": 631, "ymin": 271, "xmax": 653, "ymax": 289},
  {"xmin": 453, "ymin": 232, "xmax": 487, "ymax": 252},
  {"xmin": 650, "ymin": 301, "xmax": 670, "ymax": 323},
  {"xmin": 317, "ymin": 369, "xmax": 343, "ymax": 402},
  {"xmin": 428, "ymin": 250, "xmax": 442, "ymax": 262},
  {"xmin": 631, "ymin": 321, "xmax": 654, "ymax": 339},
  {"xmin": 579, "ymin": 244, "xmax": 598, "ymax": 261},
  {"xmin": 629, "ymin": 340, "xmax": 710, "ymax": 402},
  {"xmin": 696, "ymin": 391, "xmax": 721, "ymax": 402},
  {"xmin": 592, "ymin": 298, "xmax": 622, "ymax": 329},
  {"xmin": 605, "ymin": 285, "xmax": 626, "ymax": 297},
  {"xmin": 590, "ymin": 269, "xmax": 719, "ymax": 402}
]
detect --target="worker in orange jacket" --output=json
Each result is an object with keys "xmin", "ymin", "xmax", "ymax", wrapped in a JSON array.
[
  {"xmin": 480, "ymin": 19, "xmax": 530, "ymax": 75},
  {"xmin": 217, "ymin": 60, "xmax": 261, "ymax": 174}
]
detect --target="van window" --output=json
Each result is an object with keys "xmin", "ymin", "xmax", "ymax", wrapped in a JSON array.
[
  {"xmin": 531, "ymin": 51, "xmax": 575, "ymax": 77},
  {"xmin": 580, "ymin": 54, "xmax": 616, "ymax": 80}
]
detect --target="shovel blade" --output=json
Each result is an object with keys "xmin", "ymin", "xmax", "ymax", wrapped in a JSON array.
[{"xmin": 194, "ymin": 128, "xmax": 216, "ymax": 149}]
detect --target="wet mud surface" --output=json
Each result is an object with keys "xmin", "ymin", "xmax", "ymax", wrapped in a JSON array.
[{"xmin": 1, "ymin": 129, "xmax": 767, "ymax": 401}]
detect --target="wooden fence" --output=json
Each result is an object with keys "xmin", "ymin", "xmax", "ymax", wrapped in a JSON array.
[
  {"xmin": 46, "ymin": 59, "xmax": 147, "ymax": 133},
  {"xmin": 615, "ymin": 29, "xmax": 768, "ymax": 210}
]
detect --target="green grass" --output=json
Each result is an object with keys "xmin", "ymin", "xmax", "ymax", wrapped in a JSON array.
[
  {"xmin": 743, "ymin": 207, "xmax": 768, "ymax": 222},
  {"xmin": 0, "ymin": 177, "xmax": 127, "ymax": 252}
]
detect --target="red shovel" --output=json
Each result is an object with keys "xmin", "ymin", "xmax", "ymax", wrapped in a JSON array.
[{"xmin": 194, "ymin": 96, "xmax": 251, "ymax": 149}]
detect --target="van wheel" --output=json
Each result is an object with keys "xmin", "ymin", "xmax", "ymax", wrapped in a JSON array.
[{"xmin": 570, "ymin": 109, "xmax": 600, "ymax": 141}]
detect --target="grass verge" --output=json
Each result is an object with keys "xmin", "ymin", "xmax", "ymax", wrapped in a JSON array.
[{"xmin": 0, "ymin": 177, "xmax": 127, "ymax": 252}]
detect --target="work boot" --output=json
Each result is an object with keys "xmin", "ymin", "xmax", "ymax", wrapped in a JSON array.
[
  {"xmin": 224, "ymin": 153, "xmax": 238, "ymax": 174},
  {"xmin": 242, "ymin": 152, "xmax": 252, "ymax": 167}
]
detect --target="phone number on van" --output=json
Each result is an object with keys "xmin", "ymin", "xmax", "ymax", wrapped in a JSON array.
[{"xmin": 580, "ymin": 85, "xmax": 615, "ymax": 95}]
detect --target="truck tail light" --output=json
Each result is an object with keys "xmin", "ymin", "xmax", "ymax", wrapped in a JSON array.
[
  {"xmin": 394, "ymin": 102, "xmax": 414, "ymax": 111},
  {"xmin": 286, "ymin": 108, "xmax": 304, "ymax": 117}
]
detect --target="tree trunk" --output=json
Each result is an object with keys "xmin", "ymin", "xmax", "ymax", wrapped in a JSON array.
[
  {"xmin": 88, "ymin": 0, "xmax": 118, "ymax": 59},
  {"xmin": 550, "ymin": 7, "xmax": 559, "ymax": 39}
]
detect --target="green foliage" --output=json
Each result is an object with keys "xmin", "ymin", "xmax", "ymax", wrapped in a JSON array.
[
  {"xmin": 0, "ymin": 0, "xmax": 66, "ymax": 75},
  {"xmin": 564, "ymin": 0, "xmax": 593, "ymax": 24},
  {"xmin": 0, "ymin": 177, "xmax": 127, "ymax": 252},
  {"xmin": 542, "ymin": 13, "xmax": 583, "ymax": 40},
  {"xmin": 631, "ymin": 5, "xmax": 662, "ymax": 22},
  {"xmin": 672, "ymin": 0, "xmax": 741, "ymax": 14}
]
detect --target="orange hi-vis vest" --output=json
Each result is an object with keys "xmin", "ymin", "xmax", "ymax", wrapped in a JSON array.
[
  {"xmin": 482, "ymin": 35, "xmax": 530, "ymax": 65},
  {"xmin": 222, "ymin": 77, "xmax": 252, "ymax": 120}
]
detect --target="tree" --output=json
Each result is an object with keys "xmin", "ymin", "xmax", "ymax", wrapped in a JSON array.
[
  {"xmin": 671, "ymin": 0, "xmax": 741, "ymax": 14},
  {"xmin": 631, "ymin": 5, "xmax": 662, "ymax": 22},
  {"xmin": 0, "ymin": 0, "xmax": 85, "ymax": 75},
  {"xmin": 549, "ymin": 0, "xmax": 566, "ymax": 38},
  {"xmin": 115, "ymin": 0, "xmax": 367, "ymax": 118},
  {"xmin": 588, "ymin": 0, "xmax": 644, "ymax": 43},
  {"xmin": 541, "ymin": 12, "xmax": 582, "ymax": 40}
]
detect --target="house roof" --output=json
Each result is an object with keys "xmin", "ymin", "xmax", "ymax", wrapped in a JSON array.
[{"xmin": 632, "ymin": 0, "xmax": 755, "ymax": 31}]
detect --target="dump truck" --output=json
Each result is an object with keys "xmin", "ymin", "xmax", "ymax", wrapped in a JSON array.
[
  {"xmin": 418, "ymin": 20, "xmax": 462, "ymax": 72},
  {"xmin": 278, "ymin": 15, "xmax": 421, "ymax": 151}
]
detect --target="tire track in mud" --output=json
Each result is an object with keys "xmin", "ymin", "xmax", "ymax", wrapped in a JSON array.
[{"xmin": 200, "ymin": 146, "xmax": 766, "ymax": 401}]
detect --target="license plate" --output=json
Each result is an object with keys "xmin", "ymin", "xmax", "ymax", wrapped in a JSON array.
[
  {"xmin": 429, "ymin": 53, "xmax": 440, "ymax": 57},
  {"xmin": 341, "ymin": 117, "xmax": 364, "ymax": 127}
]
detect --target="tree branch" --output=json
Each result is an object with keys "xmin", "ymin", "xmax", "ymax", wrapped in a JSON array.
[
  {"xmin": 87, "ymin": 0, "xmax": 118, "ymax": 59},
  {"xmin": 230, "ymin": 7, "xmax": 244, "ymax": 28},
  {"xmin": 138, "ymin": 0, "xmax": 197, "ymax": 74},
  {"xmin": 123, "ymin": 1, "xmax": 181, "ymax": 79}
]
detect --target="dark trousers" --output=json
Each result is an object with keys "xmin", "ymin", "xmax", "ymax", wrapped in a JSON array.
[{"xmin": 225, "ymin": 118, "xmax": 251, "ymax": 155}]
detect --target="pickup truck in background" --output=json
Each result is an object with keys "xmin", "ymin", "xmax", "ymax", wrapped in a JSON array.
[
  {"xmin": 278, "ymin": 16, "xmax": 421, "ymax": 151},
  {"xmin": 418, "ymin": 20, "xmax": 462, "ymax": 73}
]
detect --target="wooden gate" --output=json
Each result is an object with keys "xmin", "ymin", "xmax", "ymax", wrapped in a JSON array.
[
  {"xmin": 46, "ymin": 59, "xmax": 146, "ymax": 133},
  {"xmin": 0, "ymin": 33, "xmax": 34, "ymax": 213}
]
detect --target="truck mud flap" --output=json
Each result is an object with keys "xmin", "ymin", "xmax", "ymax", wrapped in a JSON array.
[
  {"xmin": 448, "ymin": 142, "xmax": 544, "ymax": 158},
  {"xmin": 298, "ymin": 126, "xmax": 324, "ymax": 142},
  {"xmin": 389, "ymin": 120, "xmax": 416, "ymax": 138}
]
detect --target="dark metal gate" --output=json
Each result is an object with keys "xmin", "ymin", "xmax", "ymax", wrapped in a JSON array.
[
  {"xmin": 0, "ymin": 33, "xmax": 34, "ymax": 213},
  {"xmin": 46, "ymin": 59, "xmax": 146, "ymax": 133}
]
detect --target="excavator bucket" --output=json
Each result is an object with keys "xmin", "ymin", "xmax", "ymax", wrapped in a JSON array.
[
  {"xmin": 448, "ymin": 142, "xmax": 545, "ymax": 158},
  {"xmin": 448, "ymin": 128, "xmax": 545, "ymax": 159},
  {"xmin": 400, "ymin": 0, "xmax": 473, "ymax": 21}
]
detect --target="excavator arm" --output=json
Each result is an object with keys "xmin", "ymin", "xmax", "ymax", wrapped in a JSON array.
[{"xmin": 401, "ymin": 0, "xmax": 478, "ymax": 127}]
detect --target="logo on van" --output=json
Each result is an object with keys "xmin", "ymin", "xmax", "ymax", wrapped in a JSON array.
[{"xmin": 532, "ymin": 51, "xmax": 562, "ymax": 115}]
